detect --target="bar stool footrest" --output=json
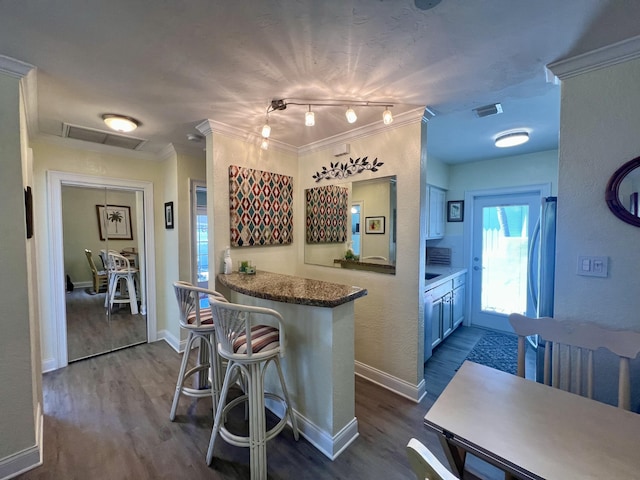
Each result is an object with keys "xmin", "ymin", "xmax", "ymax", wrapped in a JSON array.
[{"xmin": 219, "ymin": 393, "xmax": 289, "ymax": 448}]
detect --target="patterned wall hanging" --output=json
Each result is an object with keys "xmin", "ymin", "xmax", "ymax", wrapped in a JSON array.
[
  {"xmin": 312, "ymin": 156, "xmax": 383, "ymax": 182},
  {"xmin": 229, "ymin": 165, "xmax": 293, "ymax": 247},
  {"xmin": 306, "ymin": 184, "xmax": 348, "ymax": 243}
]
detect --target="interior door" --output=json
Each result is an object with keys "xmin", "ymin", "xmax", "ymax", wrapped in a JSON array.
[{"xmin": 470, "ymin": 191, "xmax": 540, "ymax": 332}]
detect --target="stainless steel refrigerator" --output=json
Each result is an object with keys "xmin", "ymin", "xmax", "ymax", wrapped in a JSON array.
[{"xmin": 528, "ymin": 196, "xmax": 557, "ymax": 381}]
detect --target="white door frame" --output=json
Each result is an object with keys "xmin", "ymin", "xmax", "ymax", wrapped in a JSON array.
[
  {"xmin": 47, "ymin": 170, "xmax": 157, "ymax": 370},
  {"xmin": 463, "ymin": 183, "xmax": 551, "ymax": 327}
]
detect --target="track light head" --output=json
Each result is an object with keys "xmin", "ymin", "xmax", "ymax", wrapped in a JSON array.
[
  {"xmin": 382, "ymin": 108, "xmax": 393, "ymax": 125},
  {"xmin": 345, "ymin": 107, "xmax": 357, "ymax": 124},
  {"xmin": 305, "ymin": 107, "xmax": 315, "ymax": 127}
]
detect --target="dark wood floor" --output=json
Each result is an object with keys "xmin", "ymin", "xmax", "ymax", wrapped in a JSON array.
[
  {"xmin": 20, "ymin": 326, "xmax": 502, "ymax": 480},
  {"xmin": 66, "ymin": 287, "xmax": 147, "ymax": 362}
]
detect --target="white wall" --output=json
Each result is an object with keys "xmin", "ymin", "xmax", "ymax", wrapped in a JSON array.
[
  {"xmin": 432, "ymin": 150, "xmax": 559, "ymax": 267},
  {"xmin": 555, "ymin": 59, "xmax": 640, "ymax": 327},
  {"xmin": 203, "ymin": 128, "xmax": 299, "ymax": 281},
  {"xmin": 555, "ymin": 58, "xmax": 640, "ymax": 409},
  {"xmin": 31, "ymin": 140, "xmax": 168, "ymax": 362},
  {"xmin": 298, "ymin": 119, "xmax": 426, "ymax": 394},
  {"xmin": 0, "ymin": 70, "xmax": 38, "ymax": 470}
]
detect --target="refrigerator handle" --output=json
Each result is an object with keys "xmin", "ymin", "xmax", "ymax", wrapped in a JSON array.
[{"xmin": 528, "ymin": 217, "xmax": 541, "ymax": 313}]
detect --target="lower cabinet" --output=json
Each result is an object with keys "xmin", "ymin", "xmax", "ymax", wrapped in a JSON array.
[{"xmin": 426, "ymin": 273, "xmax": 466, "ymax": 356}]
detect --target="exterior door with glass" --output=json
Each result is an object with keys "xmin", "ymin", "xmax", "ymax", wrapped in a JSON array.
[{"xmin": 470, "ymin": 190, "xmax": 541, "ymax": 332}]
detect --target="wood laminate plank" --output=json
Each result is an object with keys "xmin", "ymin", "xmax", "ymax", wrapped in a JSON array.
[{"xmin": 19, "ymin": 327, "xmax": 502, "ymax": 480}]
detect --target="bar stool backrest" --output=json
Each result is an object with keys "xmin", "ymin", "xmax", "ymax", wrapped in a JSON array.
[
  {"xmin": 209, "ymin": 298, "xmax": 285, "ymax": 360},
  {"xmin": 173, "ymin": 281, "xmax": 226, "ymax": 329}
]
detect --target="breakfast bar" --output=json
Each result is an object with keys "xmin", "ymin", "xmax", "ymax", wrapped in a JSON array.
[{"xmin": 217, "ymin": 271, "xmax": 367, "ymax": 460}]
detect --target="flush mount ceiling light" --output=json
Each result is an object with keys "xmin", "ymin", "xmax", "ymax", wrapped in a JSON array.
[
  {"xmin": 495, "ymin": 131, "xmax": 529, "ymax": 148},
  {"xmin": 102, "ymin": 114, "xmax": 140, "ymax": 133}
]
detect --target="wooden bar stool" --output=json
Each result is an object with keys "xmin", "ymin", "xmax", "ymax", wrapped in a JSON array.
[
  {"xmin": 206, "ymin": 297, "xmax": 299, "ymax": 479},
  {"xmin": 169, "ymin": 281, "xmax": 227, "ymax": 421}
]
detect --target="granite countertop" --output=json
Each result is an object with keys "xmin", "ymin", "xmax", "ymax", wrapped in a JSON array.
[
  {"xmin": 217, "ymin": 271, "xmax": 368, "ymax": 308},
  {"xmin": 425, "ymin": 266, "xmax": 467, "ymax": 288}
]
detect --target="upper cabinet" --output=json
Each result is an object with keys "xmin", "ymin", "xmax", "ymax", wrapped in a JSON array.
[{"xmin": 427, "ymin": 185, "xmax": 446, "ymax": 239}]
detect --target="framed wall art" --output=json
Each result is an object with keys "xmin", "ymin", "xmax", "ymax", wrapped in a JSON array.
[
  {"xmin": 365, "ymin": 216, "xmax": 385, "ymax": 234},
  {"xmin": 447, "ymin": 200, "xmax": 464, "ymax": 222},
  {"xmin": 96, "ymin": 204, "xmax": 133, "ymax": 240},
  {"xmin": 165, "ymin": 201, "xmax": 174, "ymax": 229}
]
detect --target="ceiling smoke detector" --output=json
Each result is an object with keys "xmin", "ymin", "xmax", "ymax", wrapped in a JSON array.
[
  {"xmin": 473, "ymin": 103, "xmax": 503, "ymax": 118},
  {"xmin": 187, "ymin": 133, "xmax": 204, "ymax": 142}
]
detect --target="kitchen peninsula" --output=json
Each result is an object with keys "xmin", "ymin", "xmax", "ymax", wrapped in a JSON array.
[{"xmin": 217, "ymin": 271, "xmax": 367, "ymax": 460}]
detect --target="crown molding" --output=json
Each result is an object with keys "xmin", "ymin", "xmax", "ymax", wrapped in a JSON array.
[
  {"xmin": 297, "ymin": 107, "xmax": 425, "ymax": 155},
  {"xmin": 0, "ymin": 54, "xmax": 34, "ymax": 78},
  {"xmin": 158, "ymin": 143, "xmax": 177, "ymax": 162},
  {"xmin": 21, "ymin": 69, "xmax": 40, "ymax": 139},
  {"xmin": 548, "ymin": 34, "xmax": 640, "ymax": 80},
  {"xmin": 196, "ymin": 119, "xmax": 297, "ymax": 154}
]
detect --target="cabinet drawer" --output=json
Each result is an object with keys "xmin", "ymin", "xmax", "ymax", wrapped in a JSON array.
[
  {"xmin": 453, "ymin": 274, "xmax": 465, "ymax": 289},
  {"xmin": 426, "ymin": 282, "xmax": 450, "ymax": 299}
]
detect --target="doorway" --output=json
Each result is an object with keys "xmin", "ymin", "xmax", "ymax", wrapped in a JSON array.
[
  {"xmin": 48, "ymin": 171, "xmax": 157, "ymax": 370},
  {"xmin": 466, "ymin": 185, "xmax": 550, "ymax": 332}
]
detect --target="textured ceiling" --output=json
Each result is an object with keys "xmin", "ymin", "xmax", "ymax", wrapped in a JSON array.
[{"xmin": 1, "ymin": 0, "xmax": 640, "ymax": 162}]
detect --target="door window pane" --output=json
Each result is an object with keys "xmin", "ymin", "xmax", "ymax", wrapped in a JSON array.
[{"xmin": 480, "ymin": 205, "xmax": 529, "ymax": 315}]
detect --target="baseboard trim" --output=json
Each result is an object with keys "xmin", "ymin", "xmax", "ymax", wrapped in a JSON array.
[
  {"xmin": 355, "ymin": 361, "xmax": 426, "ymax": 403},
  {"xmin": 157, "ymin": 329, "xmax": 185, "ymax": 353},
  {"xmin": 42, "ymin": 357, "xmax": 57, "ymax": 373},
  {"xmin": 265, "ymin": 399, "xmax": 359, "ymax": 460},
  {"xmin": 0, "ymin": 404, "xmax": 43, "ymax": 480}
]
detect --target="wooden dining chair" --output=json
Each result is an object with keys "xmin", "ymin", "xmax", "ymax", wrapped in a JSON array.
[
  {"xmin": 84, "ymin": 249, "xmax": 108, "ymax": 294},
  {"xmin": 508, "ymin": 313, "xmax": 640, "ymax": 410},
  {"xmin": 406, "ymin": 438, "xmax": 459, "ymax": 480}
]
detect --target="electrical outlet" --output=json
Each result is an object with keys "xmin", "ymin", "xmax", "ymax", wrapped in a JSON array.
[{"xmin": 576, "ymin": 255, "xmax": 608, "ymax": 277}]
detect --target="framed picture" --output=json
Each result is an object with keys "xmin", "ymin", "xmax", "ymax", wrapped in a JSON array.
[
  {"xmin": 164, "ymin": 201, "xmax": 174, "ymax": 229},
  {"xmin": 365, "ymin": 216, "xmax": 385, "ymax": 234},
  {"xmin": 447, "ymin": 200, "xmax": 464, "ymax": 222},
  {"xmin": 96, "ymin": 204, "xmax": 133, "ymax": 240}
]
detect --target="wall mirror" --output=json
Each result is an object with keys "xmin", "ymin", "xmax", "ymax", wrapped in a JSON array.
[
  {"xmin": 305, "ymin": 175, "xmax": 397, "ymax": 274},
  {"xmin": 605, "ymin": 155, "xmax": 640, "ymax": 227}
]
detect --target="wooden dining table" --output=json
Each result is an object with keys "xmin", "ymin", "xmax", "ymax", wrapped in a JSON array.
[{"xmin": 424, "ymin": 361, "xmax": 640, "ymax": 480}]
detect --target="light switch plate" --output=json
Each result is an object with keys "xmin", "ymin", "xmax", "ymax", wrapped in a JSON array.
[{"xmin": 576, "ymin": 255, "xmax": 608, "ymax": 277}]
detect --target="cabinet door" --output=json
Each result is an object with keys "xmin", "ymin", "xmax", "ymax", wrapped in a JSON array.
[
  {"xmin": 430, "ymin": 296, "xmax": 443, "ymax": 348},
  {"xmin": 427, "ymin": 186, "xmax": 446, "ymax": 239},
  {"xmin": 452, "ymin": 284, "xmax": 465, "ymax": 328},
  {"xmin": 442, "ymin": 292, "xmax": 453, "ymax": 338}
]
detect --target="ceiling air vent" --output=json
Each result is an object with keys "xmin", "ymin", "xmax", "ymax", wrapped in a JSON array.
[
  {"xmin": 473, "ymin": 103, "xmax": 503, "ymax": 118},
  {"xmin": 62, "ymin": 123, "xmax": 147, "ymax": 150}
]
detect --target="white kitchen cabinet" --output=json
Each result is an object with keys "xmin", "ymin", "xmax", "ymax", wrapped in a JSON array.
[
  {"xmin": 427, "ymin": 185, "xmax": 446, "ymax": 239},
  {"xmin": 425, "ymin": 272, "xmax": 466, "ymax": 360}
]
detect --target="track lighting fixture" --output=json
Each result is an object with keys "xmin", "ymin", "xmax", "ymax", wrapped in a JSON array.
[{"xmin": 261, "ymin": 98, "xmax": 395, "ymax": 139}]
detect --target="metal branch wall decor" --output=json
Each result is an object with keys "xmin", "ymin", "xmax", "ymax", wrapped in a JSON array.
[{"xmin": 312, "ymin": 156, "xmax": 384, "ymax": 182}]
